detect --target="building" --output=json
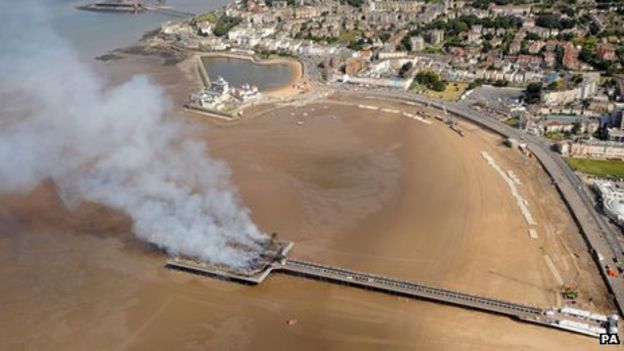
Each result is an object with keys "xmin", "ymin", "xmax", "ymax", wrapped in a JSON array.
[
  {"xmin": 345, "ymin": 58, "xmax": 367, "ymax": 75},
  {"xmin": 528, "ymin": 40, "xmax": 545, "ymax": 54},
  {"xmin": 541, "ymin": 115, "xmax": 598, "ymax": 135},
  {"xmin": 592, "ymin": 180, "xmax": 624, "ymax": 228},
  {"xmin": 410, "ymin": 36, "xmax": 424, "ymax": 51},
  {"xmin": 597, "ymin": 44, "xmax": 616, "ymax": 61},
  {"xmin": 607, "ymin": 128, "xmax": 624, "ymax": 142},
  {"xmin": 294, "ymin": 6, "xmax": 317, "ymax": 19},
  {"xmin": 367, "ymin": 0, "xmax": 425, "ymax": 13},
  {"xmin": 336, "ymin": 74, "xmax": 413, "ymax": 90},
  {"xmin": 426, "ymin": 29, "xmax": 444, "ymax": 45},
  {"xmin": 466, "ymin": 31, "xmax": 481, "ymax": 44},
  {"xmin": 543, "ymin": 51, "xmax": 556, "ymax": 68},
  {"xmin": 378, "ymin": 51, "xmax": 409, "ymax": 59},
  {"xmin": 558, "ymin": 139, "xmax": 624, "ymax": 160},
  {"xmin": 272, "ymin": 0, "xmax": 288, "ymax": 8},
  {"xmin": 542, "ymin": 73, "xmax": 600, "ymax": 106},
  {"xmin": 489, "ymin": 3, "xmax": 532, "ymax": 16},
  {"xmin": 562, "ymin": 42, "xmax": 579, "ymax": 70}
]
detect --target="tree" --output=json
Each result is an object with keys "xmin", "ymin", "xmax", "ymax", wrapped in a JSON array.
[
  {"xmin": 535, "ymin": 14, "xmax": 561, "ymax": 29},
  {"xmin": 346, "ymin": 0, "xmax": 364, "ymax": 7},
  {"xmin": 431, "ymin": 80, "xmax": 447, "ymax": 91},
  {"xmin": 415, "ymin": 71, "xmax": 447, "ymax": 91},
  {"xmin": 571, "ymin": 121, "xmax": 582, "ymax": 135},
  {"xmin": 398, "ymin": 62, "xmax": 413, "ymax": 78},
  {"xmin": 481, "ymin": 41, "xmax": 493, "ymax": 53},
  {"xmin": 452, "ymin": 20, "xmax": 470, "ymax": 34},
  {"xmin": 213, "ymin": 15, "xmax": 242, "ymax": 37},
  {"xmin": 561, "ymin": 6, "xmax": 575, "ymax": 17},
  {"xmin": 379, "ymin": 32, "xmax": 391, "ymax": 43},
  {"xmin": 493, "ymin": 79, "xmax": 509, "ymax": 87},
  {"xmin": 571, "ymin": 74, "xmax": 584, "ymax": 85},
  {"xmin": 525, "ymin": 82, "xmax": 542, "ymax": 104},
  {"xmin": 468, "ymin": 79, "xmax": 484, "ymax": 90},
  {"xmin": 525, "ymin": 32, "xmax": 540, "ymax": 41}
]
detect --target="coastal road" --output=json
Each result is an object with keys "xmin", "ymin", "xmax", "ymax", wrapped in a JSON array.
[{"xmin": 336, "ymin": 88, "xmax": 624, "ymax": 316}]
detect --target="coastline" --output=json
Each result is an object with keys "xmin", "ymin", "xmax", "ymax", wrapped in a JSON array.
[{"xmin": 2, "ymin": 36, "xmax": 612, "ymax": 349}]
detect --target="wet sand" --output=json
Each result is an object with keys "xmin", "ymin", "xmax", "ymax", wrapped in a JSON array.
[{"xmin": 0, "ymin": 57, "xmax": 613, "ymax": 350}]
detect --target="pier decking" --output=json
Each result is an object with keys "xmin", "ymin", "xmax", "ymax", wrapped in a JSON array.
[
  {"xmin": 165, "ymin": 243, "xmax": 618, "ymax": 339},
  {"xmin": 166, "ymin": 241, "xmax": 293, "ymax": 284}
]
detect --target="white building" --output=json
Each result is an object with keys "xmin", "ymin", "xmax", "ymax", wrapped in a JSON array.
[
  {"xmin": 593, "ymin": 180, "xmax": 624, "ymax": 228},
  {"xmin": 559, "ymin": 139, "xmax": 624, "ymax": 160},
  {"xmin": 410, "ymin": 36, "xmax": 424, "ymax": 51},
  {"xmin": 543, "ymin": 73, "xmax": 600, "ymax": 106}
]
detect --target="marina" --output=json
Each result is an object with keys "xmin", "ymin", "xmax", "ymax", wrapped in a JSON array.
[{"xmin": 200, "ymin": 56, "xmax": 297, "ymax": 92}]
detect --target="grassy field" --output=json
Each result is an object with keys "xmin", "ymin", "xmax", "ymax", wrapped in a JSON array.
[
  {"xmin": 338, "ymin": 31, "xmax": 361, "ymax": 42},
  {"xmin": 564, "ymin": 158, "xmax": 624, "ymax": 178},
  {"xmin": 544, "ymin": 131, "xmax": 567, "ymax": 141},
  {"xmin": 193, "ymin": 11, "xmax": 218, "ymax": 24},
  {"xmin": 504, "ymin": 117, "xmax": 519, "ymax": 128},
  {"xmin": 423, "ymin": 82, "xmax": 468, "ymax": 101}
]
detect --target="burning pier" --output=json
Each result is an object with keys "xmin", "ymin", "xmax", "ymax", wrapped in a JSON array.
[
  {"xmin": 166, "ymin": 241, "xmax": 620, "ymax": 339},
  {"xmin": 166, "ymin": 240, "xmax": 293, "ymax": 284}
]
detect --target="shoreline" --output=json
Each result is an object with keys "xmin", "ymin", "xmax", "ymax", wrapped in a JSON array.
[{"xmin": 2, "ymin": 50, "xmax": 612, "ymax": 349}]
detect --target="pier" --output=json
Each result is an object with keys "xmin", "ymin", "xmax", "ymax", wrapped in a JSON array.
[
  {"xmin": 166, "ymin": 243, "xmax": 619, "ymax": 339},
  {"xmin": 77, "ymin": 1, "xmax": 196, "ymax": 18},
  {"xmin": 142, "ymin": 5, "xmax": 196, "ymax": 18}
]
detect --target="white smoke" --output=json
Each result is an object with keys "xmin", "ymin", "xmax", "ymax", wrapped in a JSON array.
[{"xmin": 0, "ymin": 2, "xmax": 268, "ymax": 268}]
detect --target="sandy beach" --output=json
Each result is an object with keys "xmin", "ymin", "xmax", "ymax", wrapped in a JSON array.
[{"xmin": 0, "ymin": 55, "xmax": 613, "ymax": 350}]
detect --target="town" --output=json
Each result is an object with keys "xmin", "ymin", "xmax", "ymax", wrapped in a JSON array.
[
  {"xmin": 153, "ymin": 0, "xmax": 623, "ymax": 133},
  {"xmin": 5, "ymin": 0, "xmax": 624, "ymax": 348},
  {"xmin": 149, "ymin": 0, "xmax": 624, "ymax": 224},
  {"xmin": 141, "ymin": 0, "xmax": 624, "ymax": 318}
]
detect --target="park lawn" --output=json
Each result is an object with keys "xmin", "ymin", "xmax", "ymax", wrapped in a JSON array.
[
  {"xmin": 193, "ymin": 12, "xmax": 218, "ymax": 23},
  {"xmin": 339, "ymin": 31, "xmax": 361, "ymax": 42},
  {"xmin": 544, "ymin": 131, "xmax": 567, "ymax": 141},
  {"xmin": 564, "ymin": 158, "xmax": 624, "ymax": 178},
  {"xmin": 505, "ymin": 117, "xmax": 519, "ymax": 128},
  {"xmin": 423, "ymin": 82, "xmax": 468, "ymax": 101}
]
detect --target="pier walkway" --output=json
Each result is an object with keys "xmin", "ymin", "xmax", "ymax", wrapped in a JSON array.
[
  {"xmin": 272, "ymin": 259, "xmax": 617, "ymax": 337},
  {"xmin": 167, "ymin": 250, "xmax": 618, "ymax": 338},
  {"xmin": 274, "ymin": 259, "xmax": 544, "ymax": 318},
  {"xmin": 143, "ymin": 6, "xmax": 196, "ymax": 18}
]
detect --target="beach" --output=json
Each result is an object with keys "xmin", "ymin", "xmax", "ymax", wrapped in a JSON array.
[{"xmin": 0, "ymin": 53, "xmax": 612, "ymax": 350}]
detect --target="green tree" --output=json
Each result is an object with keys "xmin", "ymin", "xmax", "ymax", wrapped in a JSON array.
[
  {"xmin": 415, "ymin": 71, "xmax": 447, "ymax": 91},
  {"xmin": 571, "ymin": 121, "xmax": 582, "ymax": 135},
  {"xmin": 399, "ymin": 62, "xmax": 413, "ymax": 78},
  {"xmin": 213, "ymin": 15, "xmax": 242, "ymax": 37},
  {"xmin": 535, "ymin": 14, "xmax": 561, "ymax": 29},
  {"xmin": 524, "ymin": 82, "xmax": 542, "ymax": 104}
]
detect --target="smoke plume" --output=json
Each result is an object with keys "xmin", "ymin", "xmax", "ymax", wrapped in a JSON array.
[{"xmin": 0, "ymin": 2, "xmax": 267, "ymax": 267}]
